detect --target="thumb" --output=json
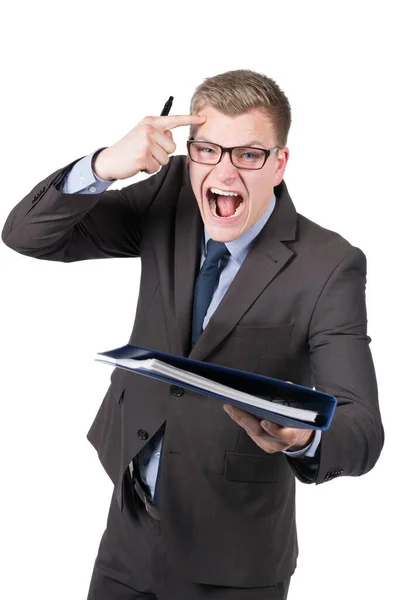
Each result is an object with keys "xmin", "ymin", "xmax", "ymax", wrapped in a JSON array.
[{"xmin": 165, "ymin": 130, "xmax": 173, "ymax": 139}]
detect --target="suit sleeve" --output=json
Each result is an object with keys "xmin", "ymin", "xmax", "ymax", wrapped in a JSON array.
[
  {"xmin": 1, "ymin": 155, "xmax": 173, "ymax": 262},
  {"xmin": 293, "ymin": 247, "xmax": 384, "ymax": 484}
]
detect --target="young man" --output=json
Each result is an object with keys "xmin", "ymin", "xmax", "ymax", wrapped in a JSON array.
[{"xmin": 2, "ymin": 70, "xmax": 384, "ymax": 600}]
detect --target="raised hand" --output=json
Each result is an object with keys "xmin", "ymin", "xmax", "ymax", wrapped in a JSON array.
[{"xmin": 93, "ymin": 114, "xmax": 206, "ymax": 181}]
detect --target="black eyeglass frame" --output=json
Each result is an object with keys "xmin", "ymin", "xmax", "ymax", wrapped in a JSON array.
[{"xmin": 187, "ymin": 139, "xmax": 281, "ymax": 170}]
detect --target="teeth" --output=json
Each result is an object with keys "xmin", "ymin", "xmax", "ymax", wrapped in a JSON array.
[
  {"xmin": 228, "ymin": 202, "xmax": 244, "ymax": 218},
  {"xmin": 210, "ymin": 187, "xmax": 239, "ymax": 197},
  {"xmin": 210, "ymin": 198, "xmax": 218, "ymax": 216}
]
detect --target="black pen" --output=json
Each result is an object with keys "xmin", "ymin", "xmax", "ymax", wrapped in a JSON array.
[
  {"xmin": 141, "ymin": 97, "xmax": 174, "ymax": 173},
  {"xmin": 161, "ymin": 96, "xmax": 174, "ymax": 116}
]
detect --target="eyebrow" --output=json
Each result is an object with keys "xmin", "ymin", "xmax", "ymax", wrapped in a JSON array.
[{"xmin": 195, "ymin": 136, "xmax": 266, "ymax": 148}]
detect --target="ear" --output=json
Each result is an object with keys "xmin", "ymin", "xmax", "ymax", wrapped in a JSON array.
[
  {"xmin": 274, "ymin": 147, "xmax": 289, "ymax": 186},
  {"xmin": 186, "ymin": 155, "xmax": 190, "ymax": 171}
]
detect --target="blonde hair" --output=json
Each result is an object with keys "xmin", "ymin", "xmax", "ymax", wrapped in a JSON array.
[{"xmin": 189, "ymin": 69, "xmax": 291, "ymax": 147}]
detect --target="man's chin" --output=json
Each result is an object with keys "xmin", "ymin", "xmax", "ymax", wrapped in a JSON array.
[{"xmin": 203, "ymin": 217, "xmax": 246, "ymax": 243}]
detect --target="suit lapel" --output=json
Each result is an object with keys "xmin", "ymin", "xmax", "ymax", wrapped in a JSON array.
[
  {"xmin": 189, "ymin": 181, "xmax": 298, "ymax": 361},
  {"xmin": 174, "ymin": 183, "xmax": 203, "ymax": 357}
]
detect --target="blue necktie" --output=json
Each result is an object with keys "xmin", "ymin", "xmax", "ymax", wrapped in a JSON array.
[
  {"xmin": 191, "ymin": 239, "xmax": 229, "ymax": 346},
  {"xmin": 152, "ymin": 240, "xmax": 228, "ymax": 509}
]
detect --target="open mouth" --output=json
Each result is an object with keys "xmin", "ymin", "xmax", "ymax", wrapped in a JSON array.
[{"xmin": 206, "ymin": 187, "xmax": 245, "ymax": 219}]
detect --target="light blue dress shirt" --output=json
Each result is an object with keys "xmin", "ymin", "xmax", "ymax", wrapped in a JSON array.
[{"xmin": 61, "ymin": 148, "xmax": 322, "ymax": 498}]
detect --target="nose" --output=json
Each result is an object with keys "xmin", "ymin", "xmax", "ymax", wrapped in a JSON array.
[{"xmin": 214, "ymin": 150, "xmax": 238, "ymax": 183}]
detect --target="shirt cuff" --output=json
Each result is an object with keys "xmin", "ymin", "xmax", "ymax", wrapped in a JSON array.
[
  {"xmin": 91, "ymin": 147, "xmax": 117, "ymax": 184},
  {"xmin": 282, "ymin": 429, "xmax": 322, "ymax": 458},
  {"xmin": 59, "ymin": 147, "xmax": 116, "ymax": 194}
]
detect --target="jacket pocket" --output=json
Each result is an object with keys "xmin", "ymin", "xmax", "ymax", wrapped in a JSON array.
[
  {"xmin": 225, "ymin": 451, "xmax": 288, "ymax": 483},
  {"xmin": 211, "ymin": 323, "xmax": 295, "ymax": 373}
]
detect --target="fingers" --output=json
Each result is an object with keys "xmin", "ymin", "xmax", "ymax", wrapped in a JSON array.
[
  {"xmin": 145, "ymin": 130, "xmax": 176, "ymax": 172},
  {"xmin": 260, "ymin": 421, "xmax": 285, "ymax": 438},
  {"xmin": 260, "ymin": 421, "xmax": 298, "ymax": 446},
  {"xmin": 223, "ymin": 405, "xmax": 305, "ymax": 454},
  {"xmin": 149, "ymin": 143, "xmax": 170, "ymax": 168},
  {"xmin": 224, "ymin": 404, "xmax": 263, "ymax": 435},
  {"xmin": 260, "ymin": 421, "xmax": 314, "ymax": 451},
  {"xmin": 141, "ymin": 156, "xmax": 162, "ymax": 175},
  {"xmin": 137, "ymin": 115, "xmax": 204, "ymax": 174},
  {"xmin": 138, "ymin": 126, "xmax": 177, "ymax": 174},
  {"xmin": 96, "ymin": 112, "xmax": 206, "ymax": 181},
  {"xmin": 145, "ymin": 114, "xmax": 207, "ymax": 132},
  {"xmin": 151, "ymin": 129, "xmax": 176, "ymax": 155},
  {"xmin": 256, "ymin": 437, "xmax": 291, "ymax": 454}
]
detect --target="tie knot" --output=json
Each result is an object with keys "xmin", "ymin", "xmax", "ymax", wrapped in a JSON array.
[{"xmin": 205, "ymin": 239, "xmax": 229, "ymax": 265}]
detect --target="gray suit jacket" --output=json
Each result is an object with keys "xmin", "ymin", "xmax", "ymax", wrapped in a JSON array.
[{"xmin": 2, "ymin": 154, "xmax": 384, "ymax": 587}]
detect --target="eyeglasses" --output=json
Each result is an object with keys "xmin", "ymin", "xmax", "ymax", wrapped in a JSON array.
[{"xmin": 187, "ymin": 139, "xmax": 280, "ymax": 170}]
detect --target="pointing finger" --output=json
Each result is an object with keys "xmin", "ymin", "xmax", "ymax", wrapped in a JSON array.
[{"xmin": 152, "ymin": 114, "xmax": 206, "ymax": 131}]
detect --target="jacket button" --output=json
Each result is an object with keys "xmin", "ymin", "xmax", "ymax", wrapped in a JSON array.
[
  {"xmin": 171, "ymin": 385, "xmax": 184, "ymax": 397},
  {"xmin": 137, "ymin": 429, "xmax": 149, "ymax": 440}
]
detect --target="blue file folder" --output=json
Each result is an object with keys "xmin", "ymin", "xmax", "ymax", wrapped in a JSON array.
[{"xmin": 96, "ymin": 343, "xmax": 337, "ymax": 430}]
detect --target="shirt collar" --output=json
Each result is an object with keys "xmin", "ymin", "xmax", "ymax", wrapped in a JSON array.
[{"xmin": 204, "ymin": 193, "xmax": 276, "ymax": 266}]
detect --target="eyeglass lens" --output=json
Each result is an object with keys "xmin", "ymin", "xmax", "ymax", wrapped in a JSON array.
[{"xmin": 189, "ymin": 142, "xmax": 267, "ymax": 169}]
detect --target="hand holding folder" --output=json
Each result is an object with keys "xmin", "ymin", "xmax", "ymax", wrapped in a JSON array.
[{"xmin": 95, "ymin": 343, "xmax": 337, "ymax": 430}]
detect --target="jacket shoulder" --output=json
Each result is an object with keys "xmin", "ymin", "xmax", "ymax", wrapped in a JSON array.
[{"xmin": 295, "ymin": 212, "xmax": 366, "ymax": 264}]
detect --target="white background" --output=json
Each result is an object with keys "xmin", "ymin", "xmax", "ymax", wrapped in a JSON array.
[{"xmin": 0, "ymin": 1, "xmax": 398, "ymax": 598}]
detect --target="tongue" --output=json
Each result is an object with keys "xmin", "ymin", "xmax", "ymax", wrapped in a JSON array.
[{"xmin": 216, "ymin": 195, "xmax": 241, "ymax": 217}]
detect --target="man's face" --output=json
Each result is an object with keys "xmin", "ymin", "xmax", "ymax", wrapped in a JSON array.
[{"xmin": 188, "ymin": 105, "xmax": 289, "ymax": 242}]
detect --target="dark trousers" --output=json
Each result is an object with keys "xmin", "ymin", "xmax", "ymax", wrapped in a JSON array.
[{"xmin": 87, "ymin": 476, "xmax": 291, "ymax": 600}]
